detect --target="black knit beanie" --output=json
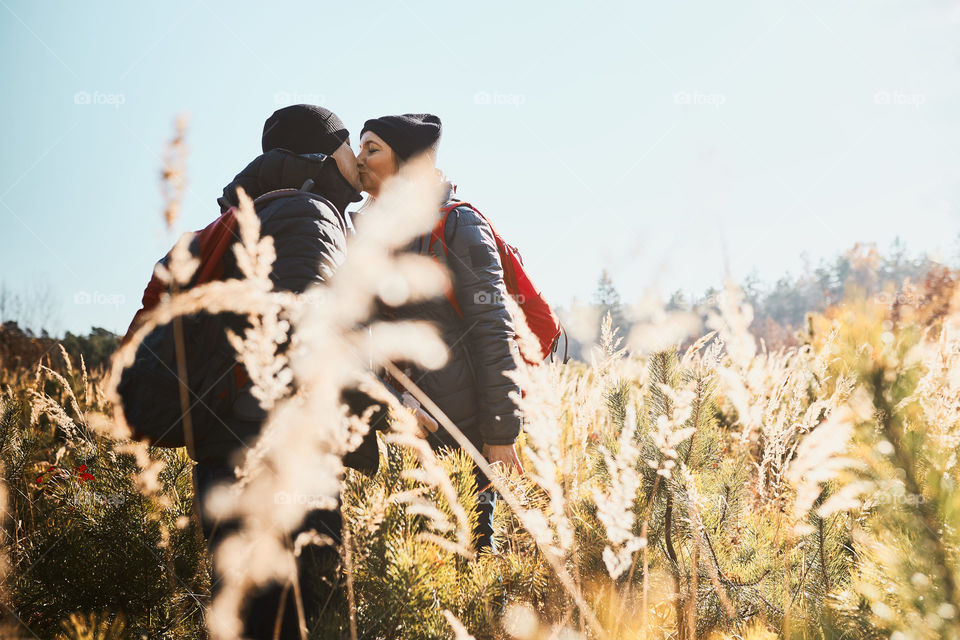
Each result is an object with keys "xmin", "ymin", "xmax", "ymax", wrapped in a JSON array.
[
  {"xmin": 360, "ymin": 113, "xmax": 442, "ymax": 161},
  {"xmin": 262, "ymin": 104, "xmax": 350, "ymax": 155}
]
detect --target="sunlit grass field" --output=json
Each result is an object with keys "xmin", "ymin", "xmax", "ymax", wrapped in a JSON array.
[
  {"xmin": 3, "ymin": 263, "xmax": 960, "ymax": 639},
  {"xmin": 3, "ymin": 133, "xmax": 960, "ymax": 639}
]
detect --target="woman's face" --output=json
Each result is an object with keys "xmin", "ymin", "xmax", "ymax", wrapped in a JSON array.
[{"xmin": 357, "ymin": 130, "xmax": 399, "ymax": 197}]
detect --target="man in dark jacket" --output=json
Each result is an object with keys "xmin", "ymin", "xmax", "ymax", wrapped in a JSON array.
[{"xmin": 193, "ymin": 104, "xmax": 366, "ymax": 639}]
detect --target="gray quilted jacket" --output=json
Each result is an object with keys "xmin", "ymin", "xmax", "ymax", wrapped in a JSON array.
[{"xmin": 385, "ymin": 199, "xmax": 522, "ymax": 449}]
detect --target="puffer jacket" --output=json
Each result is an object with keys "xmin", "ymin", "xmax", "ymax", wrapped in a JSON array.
[
  {"xmin": 217, "ymin": 148, "xmax": 361, "ymax": 290},
  {"xmin": 384, "ymin": 199, "xmax": 522, "ymax": 449},
  {"xmin": 195, "ymin": 149, "xmax": 373, "ymax": 462}
]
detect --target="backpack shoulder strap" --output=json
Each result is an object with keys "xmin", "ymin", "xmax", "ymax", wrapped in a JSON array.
[
  {"xmin": 253, "ymin": 185, "xmax": 346, "ymax": 237},
  {"xmin": 193, "ymin": 209, "xmax": 239, "ymax": 285},
  {"xmin": 437, "ymin": 201, "xmax": 519, "ymax": 292},
  {"xmin": 428, "ymin": 200, "xmax": 475, "ymax": 257},
  {"xmin": 252, "ymin": 187, "xmax": 336, "ymax": 213},
  {"xmin": 420, "ymin": 201, "xmax": 475, "ymax": 318},
  {"xmin": 121, "ymin": 208, "xmax": 239, "ymax": 346}
]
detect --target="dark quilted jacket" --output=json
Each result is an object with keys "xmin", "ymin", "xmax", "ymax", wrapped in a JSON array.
[
  {"xmin": 218, "ymin": 148, "xmax": 361, "ymax": 291},
  {"xmin": 386, "ymin": 201, "xmax": 522, "ymax": 449},
  {"xmin": 195, "ymin": 149, "xmax": 369, "ymax": 462}
]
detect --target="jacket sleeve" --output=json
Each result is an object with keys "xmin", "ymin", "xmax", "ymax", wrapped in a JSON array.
[
  {"xmin": 444, "ymin": 207, "xmax": 522, "ymax": 445},
  {"xmin": 258, "ymin": 196, "xmax": 347, "ymax": 293}
]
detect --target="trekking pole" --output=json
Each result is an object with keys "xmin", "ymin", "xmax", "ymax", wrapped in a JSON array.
[{"xmin": 382, "ymin": 362, "xmax": 608, "ymax": 640}]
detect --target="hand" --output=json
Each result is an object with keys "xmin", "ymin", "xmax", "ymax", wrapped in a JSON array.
[
  {"xmin": 414, "ymin": 407, "xmax": 438, "ymax": 436},
  {"xmin": 482, "ymin": 443, "xmax": 524, "ymax": 476}
]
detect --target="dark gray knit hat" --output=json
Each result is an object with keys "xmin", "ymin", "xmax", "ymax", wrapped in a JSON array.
[
  {"xmin": 361, "ymin": 113, "xmax": 442, "ymax": 161},
  {"xmin": 262, "ymin": 104, "xmax": 349, "ymax": 155}
]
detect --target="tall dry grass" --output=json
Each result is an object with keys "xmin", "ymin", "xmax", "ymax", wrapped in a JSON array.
[{"xmin": 2, "ymin": 120, "xmax": 960, "ymax": 640}]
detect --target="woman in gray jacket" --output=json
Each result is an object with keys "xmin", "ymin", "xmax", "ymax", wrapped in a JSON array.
[{"xmin": 356, "ymin": 113, "xmax": 523, "ymax": 551}]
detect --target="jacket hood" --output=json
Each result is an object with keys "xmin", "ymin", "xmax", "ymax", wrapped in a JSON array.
[{"xmin": 219, "ymin": 149, "xmax": 362, "ymax": 215}]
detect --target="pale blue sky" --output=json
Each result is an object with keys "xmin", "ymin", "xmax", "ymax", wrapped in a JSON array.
[{"xmin": 2, "ymin": 0, "xmax": 959, "ymax": 335}]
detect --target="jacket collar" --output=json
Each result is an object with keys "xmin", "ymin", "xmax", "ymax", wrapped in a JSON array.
[
  {"xmin": 441, "ymin": 180, "xmax": 456, "ymax": 205},
  {"xmin": 220, "ymin": 149, "xmax": 362, "ymax": 215}
]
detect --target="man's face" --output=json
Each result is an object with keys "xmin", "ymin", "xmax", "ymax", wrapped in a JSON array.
[{"xmin": 330, "ymin": 140, "xmax": 362, "ymax": 190}]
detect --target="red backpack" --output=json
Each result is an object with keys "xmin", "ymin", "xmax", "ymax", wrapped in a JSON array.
[
  {"xmin": 122, "ymin": 188, "xmax": 322, "ymax": 344},
  {"xmin": 118, "ymin": 189, "xmax": 317, "ymax": 447},
  {"xmin": 422, "ymin": 201, "xmax": 565, "ymax": 364}
]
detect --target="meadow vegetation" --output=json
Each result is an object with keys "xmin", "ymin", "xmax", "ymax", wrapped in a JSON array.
[{"xmin": 2, "ymin": 129, "xmax": 959, "ymax": 640}]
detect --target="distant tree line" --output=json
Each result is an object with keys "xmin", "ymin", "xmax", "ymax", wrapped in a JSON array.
[
  {"xmin": 558, "ymin": 239, "xmax": 948, "ymax": 360},
  {"xmin": 0, "ymin": 322, "xmax": 118, "ymax": 371},
  {"xmin": 0, "ymin": 239, "xmax": 949, "ymax": 368}
]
